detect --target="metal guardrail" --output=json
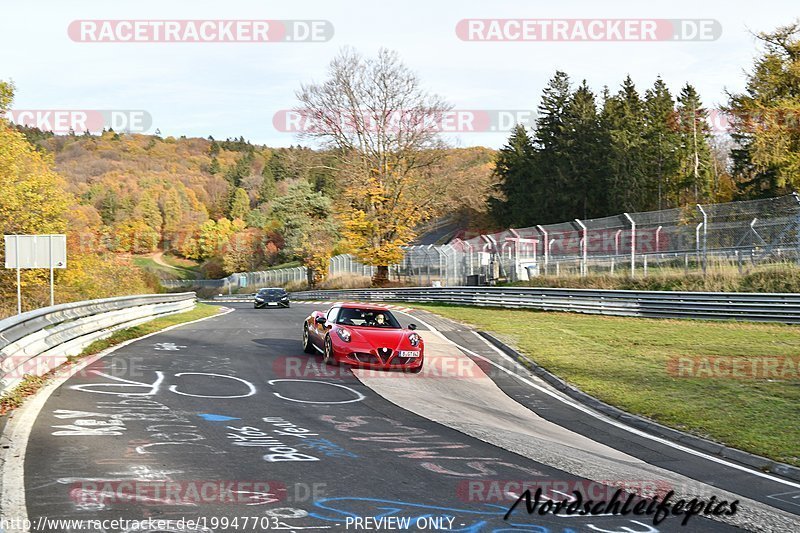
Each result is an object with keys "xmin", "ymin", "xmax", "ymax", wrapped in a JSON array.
[
  {"xmin": 0, "ymin": 292, "xmax": 196, "ymax": 393},
  {"xmin": 284, "ymin": 287, "xmax": 800, "ymax": 324}
]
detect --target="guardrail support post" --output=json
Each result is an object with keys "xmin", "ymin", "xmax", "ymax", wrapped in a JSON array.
[{"xmin": 623, "ymin": 213, "xmax": 635, "ymax": 278}]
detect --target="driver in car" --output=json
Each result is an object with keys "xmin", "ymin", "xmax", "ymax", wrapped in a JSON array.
[{"xmin": 372, "ymin": 313, "xmax": 387, "ymax": 327}]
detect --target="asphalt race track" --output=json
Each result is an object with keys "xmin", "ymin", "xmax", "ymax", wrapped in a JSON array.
[{"xmin": 16, "ymin": 302, "xmax": 800, "ymax": 532}]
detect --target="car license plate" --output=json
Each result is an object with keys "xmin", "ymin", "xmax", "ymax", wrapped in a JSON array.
[
  {"xmin": 399, "ymin": 350, "xmax": 420, "ymax": 358},
  {"xmin": 268, "ymin": 302, "xmax": 278, "ymax": 306}
]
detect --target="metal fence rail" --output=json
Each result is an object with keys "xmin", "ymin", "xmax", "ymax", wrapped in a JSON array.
[
  {"xmin": 0, "ymin": 292, "xmax": 196, "ymax": 393},
  {"xmin": 287, "ymin": 287, "xmax": 800, "ymax": 324},
  {"xmin": 164, "ymin": 193, "xmax": 800, "ymax": 290},
  {"xmin": 162, "ymin": 268, "xmax": 308, "ymax": 291}
]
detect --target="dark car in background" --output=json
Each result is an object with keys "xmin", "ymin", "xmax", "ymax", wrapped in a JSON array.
[{"xmin": 254, "ymin": 288, "xmax": 290, "ymax": 309}]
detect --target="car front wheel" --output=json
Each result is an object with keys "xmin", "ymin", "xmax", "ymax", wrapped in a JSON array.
[
  {"xmin": 302, "ymin": 326, "xmax": 315, "ymax": 354},
  {"xmin": 323, "ymin": 335, "xmax": 336, "ymax": 365}
]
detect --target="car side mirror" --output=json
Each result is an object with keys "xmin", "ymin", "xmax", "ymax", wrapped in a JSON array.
[
  {"xmin": 408, "ymin": 323, "xmax": 417, "ymax": 330},
  {"xmin": 315, "ymin": 316, "xmax": 327, "ymax": 325}
]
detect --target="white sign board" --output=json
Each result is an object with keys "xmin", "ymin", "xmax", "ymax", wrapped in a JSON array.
[{"xmin": 4, "ymin": 234, "xmax": 67, "ymax": 269}]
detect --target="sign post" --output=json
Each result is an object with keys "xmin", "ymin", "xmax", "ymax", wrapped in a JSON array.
[
  {"xmin": 49, "ymin": 235, "xmax": 55, "ymax": 306},
  {"xmin": 15, "ymin": 235, "xmax": 21, "ymax": 315},
  {"xmin": 4, "ymin": 234, "xmax": 67, "ymax": 314}
]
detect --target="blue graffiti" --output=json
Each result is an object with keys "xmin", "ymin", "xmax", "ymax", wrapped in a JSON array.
[
  {"xmin": 310, "ymin": 497, "xmax": 578, "ymax": 532},
  {"xmin": 298, "ymin": 437, "xmax": 359, "ymax": 458},
  {"xmin": 197, "ymin": 413, "xmax": 241, "ymax": 422}
]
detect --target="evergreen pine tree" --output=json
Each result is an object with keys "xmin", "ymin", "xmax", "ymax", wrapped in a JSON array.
[
  {"xmin": 490, "ymin": 124, "xmax": 539, "ymax": 227},
  {"xmin": 602, "ymin": 76, "xmax": 649, "ymax": 212},
  {"xmin": 643, "ymin": 77, "xmax": 681, "ymax": 209},
  {"xmin": 676, "ymin": 84, "xmax": 714, "ymax": 203},
  {"xmin": 562, "ymin": 81, "xmax": 609, "ymax": 218}
]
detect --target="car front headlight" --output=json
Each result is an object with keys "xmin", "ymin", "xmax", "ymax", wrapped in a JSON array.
[
  {"xmin": 337, "ymin": 328, "xmax": 351, "ymax": 342},
  {"xmin": 255, "ymin": 297, "xmax": 264, "ymax": 301},
  {"xmin": 409, "ymin": 333, "xmax": 421, "ymax": 346}
]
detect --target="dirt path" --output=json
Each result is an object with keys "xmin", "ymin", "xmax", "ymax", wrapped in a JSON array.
[{"xmin": 151, "ymin": 251, "xmax": 200, "ymax": 279}]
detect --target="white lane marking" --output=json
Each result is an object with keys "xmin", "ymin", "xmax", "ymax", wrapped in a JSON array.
[
  {"xmin": 767, "ymin": 490, "xmax": 800, "ymax": 508},
  {"xmin": 0, "ymin": 307, "xmax": 234, "ymax": 532},
  {"xmin": 393, "ymin": 309, "xmax": 800, "ymax": 490}
]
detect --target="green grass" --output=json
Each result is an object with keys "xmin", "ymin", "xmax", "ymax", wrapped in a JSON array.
[
  {"xmin": 265, "ymin": 260, "xmax": 302, "ymax": 270},
  {"xmin": 411, "ymin": 303, "xmax": 800, "ymax": 466},
  {"xmin": 0, "ymin": 303, "xmax": 221, "ymax": 415},
  {"xmin": 510, "ymin": 262, "xmax": 800, "ymax": 293},
  {"xmin": 160, "ymin": 253, "xmax": 200, "ymax": 272},
  {"xmin": 132, "ymin": 256, "xmax": 196, "ymax": 280}
]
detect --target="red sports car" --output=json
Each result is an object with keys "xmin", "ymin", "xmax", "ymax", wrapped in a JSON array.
[{"xmin": 302, "ymin": 303, "xmax": 424, "ymax": 372}]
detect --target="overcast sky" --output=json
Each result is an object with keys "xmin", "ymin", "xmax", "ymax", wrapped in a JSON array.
[{"xmin": 1, "ymin": 1, "xmax": 796, "ymax": 148}]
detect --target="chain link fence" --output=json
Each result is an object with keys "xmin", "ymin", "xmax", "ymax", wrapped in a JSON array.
[{"xmin": 164, "ymin": 193, "xmax": 800, "ymax": 289}]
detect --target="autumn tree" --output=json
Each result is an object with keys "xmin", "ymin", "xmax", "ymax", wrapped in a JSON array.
[
  {"xmin": 272, "ymin": 181, "xmax": 338, "ymax": 286},
  {"xmin": 223, "ymin": 228, "xmax": 264, "ymax": 273},
  {"xmin": 0, "ymin": 106, "xmax": 71, "ymax": 307},
  {"xmin": 295, "ymin": 48, "xmax": 451, "ymax": 284},
  {"xmin": 0, "ymin": 80, "xmax": 13, "ymax": 113},
  {"xmin": 229, "ymin": 187, "xmax": 251, "ymax": 221},
  {"xmin": 161, "ymin": 188, "xmax": 183, "ymax": 234},
  {"xmin": 196, "ymin": 218, "xmax": 242, "ymax": 260},
  {"xmin": 133, "ymin": 191, "xmax": 163, "ymax": 232},
  {"xmin": 726, "ymin": 21, "xmax": 800, "ymax": 197},
  {"xmin": 0, "ymin": 83, "xmax": 155, "ymax": 312}
]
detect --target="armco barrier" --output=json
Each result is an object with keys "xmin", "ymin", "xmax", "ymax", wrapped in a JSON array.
[
  {"xmin": 0, "ymin": 293, "xmax": 196, "ymax": 393},
  {"xmin": 283, "ymin": 287, "xmax": 800, "ymax": 324}
]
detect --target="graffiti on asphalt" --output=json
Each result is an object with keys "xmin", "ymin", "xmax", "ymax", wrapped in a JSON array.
[
  {"xmin": 69, "ymin": 371, "xmax": 256, "ymax": 398},
  {"xmin": 267, "ymin": 379, "xmax": 365, "ymax": 404}
]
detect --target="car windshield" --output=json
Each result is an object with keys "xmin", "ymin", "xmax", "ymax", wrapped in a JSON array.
[
  {"xmin": 335, "ymin": 308, "xmax": 401, "ymax": 328},
  {"xmin": 258, "ymin": 289, "xmax": 286, "ymax": 297}
]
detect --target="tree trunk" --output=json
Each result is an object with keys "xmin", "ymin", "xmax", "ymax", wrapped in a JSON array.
[
  {"xmin": 307, "ymin": 266, "xmax": 315, "ymax": 288},
  {"xmin": 372, "ymin": 265, "xmax": 390, "ymax": 286}
]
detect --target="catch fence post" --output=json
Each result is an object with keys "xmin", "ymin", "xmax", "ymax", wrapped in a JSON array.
[
  {"xmin": 575, "ymin": 219, "xmax": 587, "ymax": 277},
  {"xmin": 697, "ymin": 204, "xmax": 708, "ymax": 274},
  {"xmin": 623, "ymin": 213, "xmax": 635, "ymax": 278},
  {"xmin": 536, "ymin": 225, "xmax": 549, "ymax": 275}
]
